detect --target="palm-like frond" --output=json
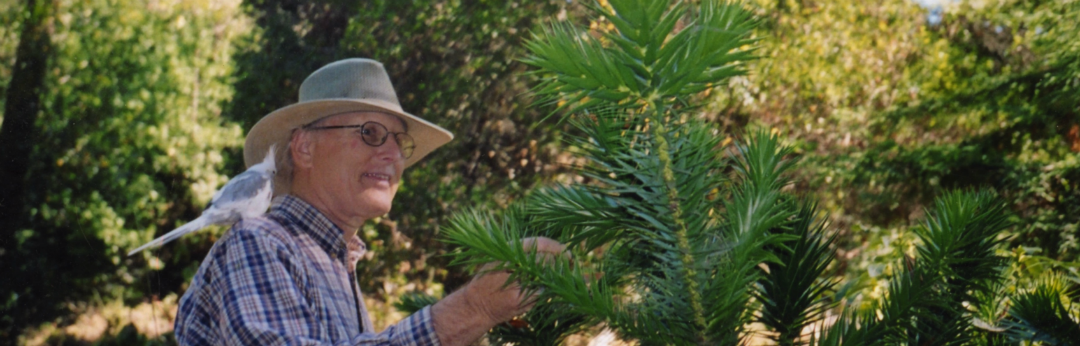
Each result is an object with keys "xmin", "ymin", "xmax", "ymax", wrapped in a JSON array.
[
  {"xmin": 816, "ymin": 190, "xmax": 1012, "ymax": 346},
  {"xmin": 908, "ymin": 190, "xmax": 1011, "ymax": 345},
  {"xmin": 522, "ymin": 0, "xmax": 755, "ymax": 115},
  {"xmin": 756, "ymin": 201, "xmax": 839, "ymax": 346},
  {"xmin": 699, "ymin": 131, "xmax": 797, "ymax": 343},
  {"xmin": 522, "ymin": 23, "xmax": 638, "ymax": 114},
  {"xmin": 816, "ymin": 269, "xmax": 942, "ymax": 346},
  {"xmin": 528, "ymin": 185, "xmax": 627, "ymax": 251},
  {"xmin": 914, "ymin": 191, "xmax": 1010, "ymax": 304},
  {"xmin": 1002, "ymin": 274, "xmax": 1080, "ymax": 344}
]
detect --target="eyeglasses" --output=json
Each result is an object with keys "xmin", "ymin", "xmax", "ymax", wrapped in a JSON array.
[{"xmin": 303, "ymin": 121, "xmax": 415, "ymax": 159}]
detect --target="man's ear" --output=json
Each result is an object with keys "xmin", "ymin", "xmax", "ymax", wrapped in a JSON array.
[{"xmin": 290, "ymin": 129, "xmax": 316, "ymax": 170}]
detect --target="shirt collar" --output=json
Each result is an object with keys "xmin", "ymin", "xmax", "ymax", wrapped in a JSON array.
[{"xmin": 269, "ymin": 195, "xmax": 367, "ymax": 270}]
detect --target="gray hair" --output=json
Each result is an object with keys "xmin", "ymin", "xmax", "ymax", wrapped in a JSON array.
[
  {"xmin": 271, "ymin": 139, "xmax": 295, "ymax": 197},
  {"xmin": 273, "ymin": 118, "xmax": 332, "ymax": 196}
]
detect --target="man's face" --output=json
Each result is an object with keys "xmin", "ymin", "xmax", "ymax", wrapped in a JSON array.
[{"xmin": 306, "ymin": 111, "xmax": 407, "ymax": 221}]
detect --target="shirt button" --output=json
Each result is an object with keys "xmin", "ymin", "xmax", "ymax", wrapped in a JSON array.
[{"xmin": 330, "ymin": 253, "xmax": 338, "ymax": 260}]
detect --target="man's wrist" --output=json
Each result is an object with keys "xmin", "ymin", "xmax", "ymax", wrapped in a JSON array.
[{"xmin": 430, "ymin": 287, "xmax": 499, "ymax": 346}]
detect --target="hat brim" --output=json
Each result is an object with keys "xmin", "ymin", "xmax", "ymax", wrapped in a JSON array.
[{"xmin": 244, "ymin": 99, "xmax": 453, "ymax": 193}]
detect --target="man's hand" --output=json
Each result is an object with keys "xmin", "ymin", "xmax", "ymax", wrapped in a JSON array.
[
  {"xmin": 431, "ymin": 237, "xmax": 566, "ymax": 346},
  {"xmin": 463, "ymin": 237, "xmax": 566, "ymax": 322}
]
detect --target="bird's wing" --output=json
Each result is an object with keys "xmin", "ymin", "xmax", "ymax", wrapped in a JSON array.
[{"xmin": 211, "ymin": 170, "xmax": 273, "ymax": 208}]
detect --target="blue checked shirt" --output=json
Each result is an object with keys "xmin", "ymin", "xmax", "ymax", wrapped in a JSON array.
[{"xmin": 175, "ymin": 195, "xmax": 441, "ymax": 346}]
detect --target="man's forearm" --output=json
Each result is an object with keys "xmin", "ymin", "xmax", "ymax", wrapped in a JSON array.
[{"xmin": 430, "ymin": 288, "xmax": 498, "ymax": 346}]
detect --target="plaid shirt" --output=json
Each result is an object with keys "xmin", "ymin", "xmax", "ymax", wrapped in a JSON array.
[{"xmin": 175, "ymin": 195, "xmax": 441, "ymax": 346}]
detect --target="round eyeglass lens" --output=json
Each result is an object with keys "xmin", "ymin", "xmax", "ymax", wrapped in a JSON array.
[
  {"xmin": 396, "ymin": 133, "xmax": 415, "ymax": 159},
  {"xmin": 360, "ymin": 122, "xmax": 414, "ymax": 159},
  {"xmin": 360, "ymin": 123, "xmax": 389, "ymax": 146}
]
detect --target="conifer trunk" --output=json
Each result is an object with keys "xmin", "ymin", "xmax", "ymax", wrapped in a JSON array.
[{"xmin": 652, "ymin": 119, "xmax": 708, "ymax": 343}]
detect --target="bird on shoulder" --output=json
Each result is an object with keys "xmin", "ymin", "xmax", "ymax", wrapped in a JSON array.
[{"xmin": 127, "ymin": 145, "xmax": 277, "ymax": 256}]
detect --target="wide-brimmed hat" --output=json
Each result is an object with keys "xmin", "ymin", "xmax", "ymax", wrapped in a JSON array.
[{"xmin": 244, "ymin": 58, "xmax": 454, "ymax": 194}]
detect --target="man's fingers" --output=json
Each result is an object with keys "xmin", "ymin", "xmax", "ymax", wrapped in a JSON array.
[
  {"xmin": 521, "ymin": 236, "xmax": 566, "ymax": 255},
  {"xmin": 521, "ymin": 236, "xmax": 571, "ymax": 267},
  {"xmin": 477, "ymin": 262, "xmax": 498, "ymax": 272}
]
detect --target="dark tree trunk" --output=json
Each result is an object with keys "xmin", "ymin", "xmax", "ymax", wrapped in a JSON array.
[
  {"xmin": 0, "ymin": 0, "xmax": 51, "ymax": 231},
  {"xmin": 0, "ymin": 0, "xmax": 52, "ymax": 341}
]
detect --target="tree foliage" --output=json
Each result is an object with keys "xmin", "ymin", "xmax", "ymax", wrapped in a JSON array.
[
  {"xmin": 0, "ymin": 0, "xmax": 249, "ymax": 341},
  {"xmin": 722, "ymin": 0, "xmax": 1080, "ymax": 263}
]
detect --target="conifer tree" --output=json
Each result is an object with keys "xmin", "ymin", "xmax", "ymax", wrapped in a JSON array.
[
  {"xmin": 442, "ymin": 0, "xmax": 797, "ymax": 344},
  {"xmin": 434, "ymin": 1, "xmax": 1080, "ymax": 345}
]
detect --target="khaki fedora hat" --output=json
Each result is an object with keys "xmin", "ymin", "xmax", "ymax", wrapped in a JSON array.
[{"xmin": 243, "ymin": 58, "xmax": 453, "ymax": 195}]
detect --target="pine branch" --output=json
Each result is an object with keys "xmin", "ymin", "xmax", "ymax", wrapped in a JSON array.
[{"xmin": 528, "ymin": 185, "xmax": 627, "ymax": 251}]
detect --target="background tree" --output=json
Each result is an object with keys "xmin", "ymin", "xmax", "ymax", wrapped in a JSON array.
[
  {"xmin": 0, "ymin": 0, "xmax": 52, "ymax": 337},
  {"xmin": 712, "ymin": 0, "xmax": 1080, "ymax": 309},
  {"xmin": 0, "ymin": 0, "xmax": 250, "ymax": 342},
  {"xmin": 0, "ymin": 1, "xmax": 55, "ymax": 339},
  {"xmin": 0, "ymin": 0, "xmax": 51, "ymax": 244}
]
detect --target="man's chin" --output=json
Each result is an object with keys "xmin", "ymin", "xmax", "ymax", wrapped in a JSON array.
[{"xmin": 356, "ymin": 196, "xmax": 393, "ymax": 217}]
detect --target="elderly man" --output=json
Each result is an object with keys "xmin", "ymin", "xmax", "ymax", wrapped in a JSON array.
[{"xmin": 174, "ymin": 58, "xmax": 562, "ymax": 346}]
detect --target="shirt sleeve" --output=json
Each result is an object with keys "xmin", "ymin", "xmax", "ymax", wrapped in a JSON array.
[{"xmin": 206, "ymin": 226, "xmax": 441, "ymax": 346}]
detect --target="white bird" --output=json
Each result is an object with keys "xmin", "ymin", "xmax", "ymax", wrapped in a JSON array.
[{"xmin": 128, "ymin": 145, "xmax": 277, "ymax": 256}]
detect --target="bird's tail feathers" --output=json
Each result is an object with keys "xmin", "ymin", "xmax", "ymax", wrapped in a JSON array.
[{"xmin": 126, "ymin": 214, "xmax": 213, "ymax": 256}]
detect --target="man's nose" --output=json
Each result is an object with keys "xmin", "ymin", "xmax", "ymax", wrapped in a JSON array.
[{"xmin": 375, "ymin": 137, "xmax": 404, "ymax": 161}]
